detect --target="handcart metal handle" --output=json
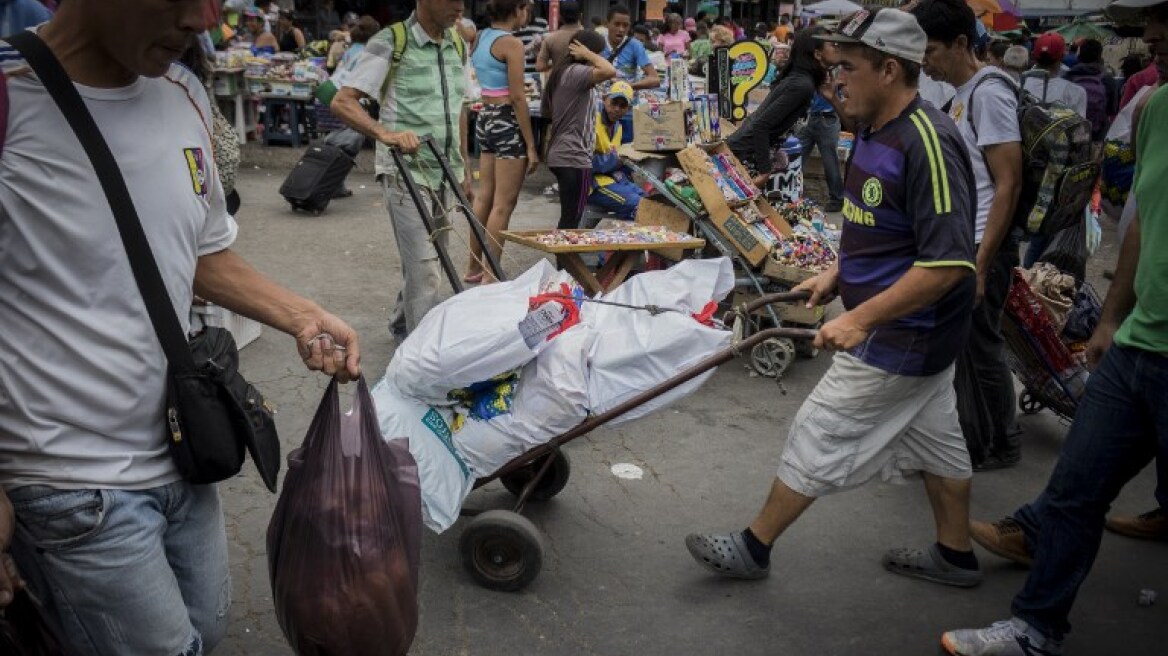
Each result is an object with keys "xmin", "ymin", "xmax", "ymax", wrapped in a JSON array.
[
  {"xmin": 477, "ymin": 290, "xmax": 817, "ymax": 511},
  {"xmin": 388, "ymin": 135, "xmax": 507, "ymax": 291}
]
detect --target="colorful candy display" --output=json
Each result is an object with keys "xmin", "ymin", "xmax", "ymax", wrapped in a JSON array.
[
  {"xmin": 769, "ymin": 229, "xmax": 838, "ymax": 271},
  {"xmin": 532, "ymin": 226, "xmax": 695, "ymax": 247}
]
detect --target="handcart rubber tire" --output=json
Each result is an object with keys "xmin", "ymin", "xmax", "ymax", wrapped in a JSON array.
[
  {"xmin": 751, "ymin": 337, "xmax": 796, "ymax": 377},
  {"xmin": 459, "ymin": 510, "xmax": 544, "ymax": 592},
  {"xmin": 1019, "ymin": 392, "xmax": 1045, "ymax": 415},
  {"xmin": 500, "ymin": 451, "xmax": 571, "ymax": 502}
]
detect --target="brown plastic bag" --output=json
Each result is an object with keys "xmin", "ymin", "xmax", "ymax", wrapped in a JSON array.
[{"xmin": 267, "ymin": 377, "xmax": 422, "ymax": 656}]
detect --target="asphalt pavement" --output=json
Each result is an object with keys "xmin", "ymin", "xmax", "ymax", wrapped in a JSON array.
[{"xmin": 212, "ymin": 151, "xmax": 1166, "ymax": 656}]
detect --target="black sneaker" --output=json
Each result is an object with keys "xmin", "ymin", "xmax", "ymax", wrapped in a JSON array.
[{"xmin": 974, "ymin": 450, "xmax": 1021, "ymax": 472}]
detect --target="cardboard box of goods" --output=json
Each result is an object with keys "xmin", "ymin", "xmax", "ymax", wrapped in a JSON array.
[
  {"xmin": 732, "ymin": 290, "xmax": 826, "ymax": 326},
  {"xmin": 677, "ymin": 145, "xmax": 792, "ymax": 266},
  {"xmin": 633, "ymin": 101, "xmax": 687, "ymax": 151},
  {"xmin": 634, "ymin": 198, "xmax": 693, "ymax": 261},
  {"xmin": 762, "ymin": 257, "xmax": 822, "ymax": 285}
]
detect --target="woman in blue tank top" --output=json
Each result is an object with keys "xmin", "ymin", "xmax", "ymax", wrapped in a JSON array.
[{"xmin": 466, "ymin": 0, "xmax": 538, "ymax": 284}]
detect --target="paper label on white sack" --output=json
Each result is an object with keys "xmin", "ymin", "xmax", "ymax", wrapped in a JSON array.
[{"xmin": 519, "ymin": 302, "xmax": 567, "ymax": 349}]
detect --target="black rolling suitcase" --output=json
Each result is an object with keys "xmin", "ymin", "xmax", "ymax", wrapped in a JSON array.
[{"xmin": 279, "ymin": 143, "xmax": 354, "ymax": 215}]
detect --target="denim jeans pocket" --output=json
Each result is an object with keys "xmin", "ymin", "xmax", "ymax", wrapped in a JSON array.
[{"xmin": 10, "ymin": 487, "xmax": 109, "ymax": 552}]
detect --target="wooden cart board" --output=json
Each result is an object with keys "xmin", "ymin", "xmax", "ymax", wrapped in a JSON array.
[{"xmin": 501, "ymin": 229, "xmax": 705, "ymax": 253}]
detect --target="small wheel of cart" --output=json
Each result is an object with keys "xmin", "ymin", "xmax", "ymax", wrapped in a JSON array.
[
  {"xmin": 459, "ymin": 510, "xmax": 544, "ymax": 592},
  {"xmin": 1019, "ymin": 391, "xmax": 1045, "ymax": 415},
  {"xmin": 500, "ymin": 451, "xmax": 572, "ymax": 501},
  {"xmin": 751, "ymin": 337, "xmax": 796, "ymax": 377}
]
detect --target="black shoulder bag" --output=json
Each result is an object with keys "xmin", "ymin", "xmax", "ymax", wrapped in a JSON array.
[{"xmin": 8, "ymin": 32, "xmax": 281, "ymax": 492}]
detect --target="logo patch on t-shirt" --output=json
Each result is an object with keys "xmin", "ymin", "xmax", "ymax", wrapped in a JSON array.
[
  {"xmin": 183, "ymin": 147, "xmax": 208, "ymax": 198},
  {"xmin": 862, "ymin": 177, "xmax": 883, "ymax": 207}
]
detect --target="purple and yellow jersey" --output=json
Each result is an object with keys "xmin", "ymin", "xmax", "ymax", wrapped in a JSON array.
[{"xmin": 838, "ymin": 98, "xmax": 977, "ymax": 376}]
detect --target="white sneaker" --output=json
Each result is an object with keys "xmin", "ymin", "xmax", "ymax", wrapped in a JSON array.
[{"xmin": 941, "ymin": 618, "xmax": 1062, "ymax": 656}]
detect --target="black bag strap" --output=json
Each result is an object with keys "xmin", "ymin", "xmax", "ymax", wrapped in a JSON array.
[
  {"xmin": 607, "ymin": 36, "xmax": 630, "ymax": 63},
  {"xmin": 7, "ymin": 31, "xmax": 197, "ymax": 372}
]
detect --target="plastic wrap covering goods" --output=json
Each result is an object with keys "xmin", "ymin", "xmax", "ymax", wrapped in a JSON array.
[{"xmin": 377, "ymin": 258, "xmax": 736, "ymax": 532}]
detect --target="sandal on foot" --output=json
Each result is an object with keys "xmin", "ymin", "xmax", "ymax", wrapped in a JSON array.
[
  {"xmin": 882, "ymin": 544, "xmax": 982, "ymax": 588},
  {"xmin": 463, "ymin": 272, "xmax": 484, "ymax": 284},
  {"xmin": 685, "ymin": 532, "xmax": 769, "ymax": 580}
]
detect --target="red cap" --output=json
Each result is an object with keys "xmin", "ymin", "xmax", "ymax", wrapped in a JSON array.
[{"xmin": 1034, "ymin": 32, "xmax": 1066, "ymax": 64}]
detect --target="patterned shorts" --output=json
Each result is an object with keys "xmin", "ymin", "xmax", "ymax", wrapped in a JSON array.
[{"xmin": 475, "ymin": 103, "xmax": 527, "ymax": 159}]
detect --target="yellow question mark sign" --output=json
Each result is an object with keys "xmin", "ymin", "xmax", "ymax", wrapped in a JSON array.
[{"xmin": 726, "ymin": 41, "xmax": 768, "ymax": 121}]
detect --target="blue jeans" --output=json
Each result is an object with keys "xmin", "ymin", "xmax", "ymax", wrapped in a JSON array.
[
  {"xmin": 588, "ymin": 178, "xmax": 644, "ymax": 220},
  {"xmin": 9, "ymin": 481, "xmax": 231, "ymax": 655},
  {"xmin": 797, "ymin": 112, "xmax": 843, "ymax": 204},
  {"xmin": 1009, "ymin": 346, "xmax": 1168, "ymax": 640}
]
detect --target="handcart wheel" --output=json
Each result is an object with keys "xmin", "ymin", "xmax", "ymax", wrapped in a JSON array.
[
  {"xmin": 1019, "ymin": 392, "xmax": 1045, "ymax": 415},
  {"xmin": 751, "ymin": 337, "xmax": 796, "ymax": 377},
  {"xmin": 459, "ymin": 510, "xmax": 544, "ymax": 592},
  {"xmin": 500, "ymin": 451, "xmax": 571, "ymax": 502}
]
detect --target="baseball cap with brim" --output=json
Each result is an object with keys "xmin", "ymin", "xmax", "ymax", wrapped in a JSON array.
[
  {"xmin": 1107, "ymin": 0, "xmax": 1167, "ymax": 22},
  {"xmin": 608, "ymin": 81, "xmax": 634, "ymax": 104},
  {"xmin": 815, "ymin": 7, "xmax": 927, "ymax": 65}
]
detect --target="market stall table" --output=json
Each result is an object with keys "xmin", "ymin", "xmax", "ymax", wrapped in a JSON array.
[
  {"xmin": 502, "ymin": 229, "xmax": 706, "ymax": 296},
  {"xmin": 212, "ymin": 66, "xmax": 254, "ymax": 144}
]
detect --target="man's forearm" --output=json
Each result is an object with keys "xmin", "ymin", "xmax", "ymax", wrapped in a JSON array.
[
  {"xmin": 1100, "ymin": 214, "xmax": 1141, "ymax": 327},
  {"xmin": 976, "ymin": 183, "xmax": 1019, "ymax": 267},
  {"xmin": 194, "ymin": 249, "xmax": 323, "ymax": 337},
  {"xmin": 331, "ymin": 92, "xmax": 386, "ymax": 142},
  {"xmin": 849, "ymin": 265, "xmax": 972, "ymax": 330},
  {"xmin": 632, "ymin": 68, "xmax": 659, "ymax": 89}
]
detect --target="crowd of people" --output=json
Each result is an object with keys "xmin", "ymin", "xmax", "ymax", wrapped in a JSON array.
[{"xmin": 0, "ymin": 1, "xmax": 1164, "ymax": 655}]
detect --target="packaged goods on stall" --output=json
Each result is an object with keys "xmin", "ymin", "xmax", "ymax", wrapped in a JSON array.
[
  {"xmin": 634, "ymin": 198, "xmax": 693, "ymax": 261},
  {"xmin": 662, "ymin": 168, "xmax": 705, "ymax": 214},
  {"xmin": 633, "ymin": 99, "xmax": 688, "ymax": 151},
  {"xmin": 374, "ymin": 259, "xmax": 738, "ymax": 531},
  {"xmin": 690, "ymin": 94, "xmax": 721, "ymax": 144},
  {"xmin": 530, "ymin": 225, "xmax": 695, "ymax": 247},
  {"xmin": 677, "ymin": 144, "xmax": 792, "ymax": 266}
]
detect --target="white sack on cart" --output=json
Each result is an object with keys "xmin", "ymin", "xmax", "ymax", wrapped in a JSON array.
[
  {"xmin": 583, "ymin": 258, "xmax": 735, "ymax": 426},
  {"xmin": 387, "ymin": 260, "xmax": 564, "ymax": 404},
  {"xmin": 373, "ymin": 325, "xmax": 595, "ymax": 533},
  {"xmin": 371, "ymin": 378, "xmax": 473, "ymax": 533},
  {"xmin": 455, "ymin": 324, "xmax": 595, "ymax": 475}
]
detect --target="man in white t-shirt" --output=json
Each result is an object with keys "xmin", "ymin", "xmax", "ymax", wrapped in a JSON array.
[
  {"xmin": 1022, "ymin": 32, "xmax": 1089, "ymax": 118},
  {"xmin": 0, "ymin": 4, "xmax": 361, "ymax": 654},
  {"xmin": 911, "ymin": 0, "xmax": 1024, "ymax": 471}
]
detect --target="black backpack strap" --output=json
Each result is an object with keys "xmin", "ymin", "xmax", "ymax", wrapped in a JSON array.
[
  {"xmin": 965, "ymin": 70, "xmax": 1019, "ymax": 142},
  {"xmin": 607, "ymin": 36, "xmax": 631, "ymax": 63},
  {"xmin": 7, "ymin": 31, "xmax": 196, "ymax": 372}
]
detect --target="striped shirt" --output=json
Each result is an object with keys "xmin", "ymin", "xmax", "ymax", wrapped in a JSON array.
[
  {"xmin": 838, "ymin": 98, "xmax": 977, "ymax": 376},
  {"xmin": 343, "ymin": 13, "xmax": 469, "ymax": 188}
]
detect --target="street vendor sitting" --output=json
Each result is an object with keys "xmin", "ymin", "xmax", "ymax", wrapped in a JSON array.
[{"xmin": 588, "ymin": 81, "xmax": 644, "ymax": 219}]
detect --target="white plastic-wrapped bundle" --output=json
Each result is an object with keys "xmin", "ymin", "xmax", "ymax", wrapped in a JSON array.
[
  {"xmin": 583, "ymin": 258, "xmax": 735, "ymax": 426},
  {"xmin": 387, "ymin": 260, "xmax": 562, "ymax": 404}
]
